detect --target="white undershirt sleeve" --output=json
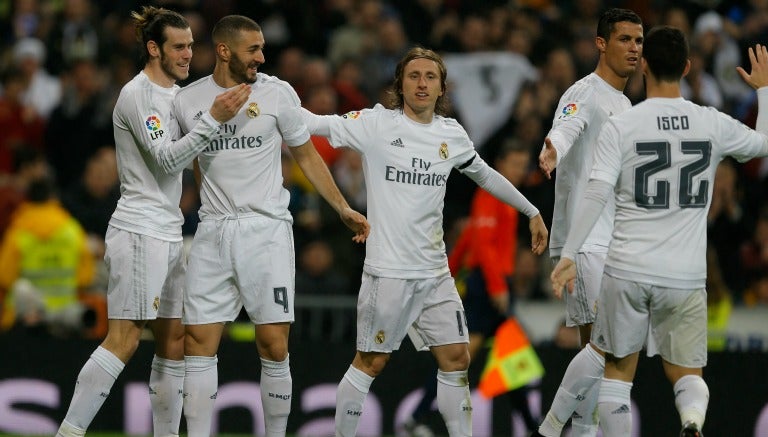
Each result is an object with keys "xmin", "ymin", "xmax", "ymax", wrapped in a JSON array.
[
  {"xmin": 462, "ymin": 157, "xmax": 540, "ymax": 218},
  {"xmin": 152, "ymin": 111, "xmax": 219, "ymax": 174},
  {"xmin": 756, "ymin": 87, "xmax": 768, "ymax": 135},
  {"xmin": 300, "ymin": 107, "xmax": 332, "ymax": 137},
  {"xmin": 561, "ymin": 179, "xmax": 613, "ymax": 260},
  {"xmin": 546, "ymin": 116, "xmax": 587, "ymax": 167}
]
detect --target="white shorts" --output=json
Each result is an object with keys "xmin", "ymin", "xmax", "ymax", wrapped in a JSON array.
[
  {"xmin": 104, "ymin": 226, "xmax": 185, "ymax": 320},
  {"xmin": 554, "ymin": 252, "xmax": 606, "ymax": 327},
  {"xmin": 590, "ymin": 273, "xmax": 708, "ymax": 368},
  {"xmin": 357, "ymin": 272, "xmax": 468, "ymax": 353},
  {"xmin": 183, "ymin": 216, "xmax": 295, "ymax": 325}
]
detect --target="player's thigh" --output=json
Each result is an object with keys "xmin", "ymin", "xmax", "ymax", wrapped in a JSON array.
[
  {"xmin": 183, "ymin": 220, "xmax": 241, "ymax": 325},
  {"xmin": 233, "ymin": 217, "xmax": 295, "ymax": 325},
  {"xmin": 356, "ymin": 273, "xmax": 428, "ymax": 353},
  {"xmin": 104, "ymin": 227, "xmax": 181, "ymax": 321},
  {"xmin": 649, "ymin": 287, "xmax": 707, "ymax": 368},
  {"xmin": 590, "ymin": 274, "xmax": 649, "ymax": 358},
  {"xmin": 412, "ymin": 273, "xmax": 469, "ymax": 350},
  {"xmin": 564, "ymin": 252, "xmax": 606, "ymax": 327}
]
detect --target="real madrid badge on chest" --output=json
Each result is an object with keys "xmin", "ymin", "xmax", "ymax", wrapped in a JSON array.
[
  {"xmin": 247, "ymin": 102, "xmax": 260, "ymax": 118},
  {"xmin": 439, "ymin": 142, "xmax": 449, "ymax": 159}
]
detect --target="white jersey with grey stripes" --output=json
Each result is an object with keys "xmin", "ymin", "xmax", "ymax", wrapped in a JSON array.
[
  {"xmin": 546, "ymin": 73, "xmax": 631, "ymax": 257},
  {"xmin": 321, "ymin": 104, "xmax": 489, "ymax": 279},
  {"xmin": 173, "ymin": 73, "xmax": 310, "ymax": 221},
  {"xmin": 111, "ymin": 71, "xmax": 218, "ymax": 242},
  {"xmin": 592, "ymin": 95, "xmax": 768, "ymax": 288}
]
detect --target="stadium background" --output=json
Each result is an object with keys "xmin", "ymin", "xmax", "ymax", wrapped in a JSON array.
[{"xmin": 1, "ymin": 0, "xmax": 767, "ymax": 435}]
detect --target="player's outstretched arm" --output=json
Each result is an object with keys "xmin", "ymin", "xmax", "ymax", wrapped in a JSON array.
[
  {"xmin": 528, "ymin": 214, "xmax": 548, "ymax": 255},
  {"xmin": 551, "ymin": 257, "xmax": 576, "ymax": 299},
  {"xmin": 737, "ymin": 44, "xmax": 768, "ymax": 89},
  {"xmin": 538, "ymin": 137, "xmax": 558, "ymax": 179},
  {"xmin": 290, "ymin": 140, "xmax": 370, "ymax": 243}
]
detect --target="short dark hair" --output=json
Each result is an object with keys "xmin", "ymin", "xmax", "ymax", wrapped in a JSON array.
[
  {"xmin": 131, "ymin": 6, "xmax": 189, "ymax": 65},
  {"xmin": 596, "ymin": 8, "xmax": 643, "ymax": 40},
  {"xmin": 26, "ymin": 176, "xmax": 55, "ymax": 202},
  {"xmin": 212, "ymin": 15, "xmax": 262, "ymax": 45},
  {"xmin": 387, "ymin": 46, "xmax": 449, "ymax": 116},
  {"xmin": 643, "ymin": 26, "xmax": 688, "ymax": 82}
]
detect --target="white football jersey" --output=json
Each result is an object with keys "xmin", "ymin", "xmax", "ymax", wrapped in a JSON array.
[
  {"xmin": 548, "ymin": 73, "xmax": 631, "ymax": 257},
  {"xmin": 111, "ymin": 72, "xmax": 199, "ymax": 241},
  {"xmin": 173, "ymin": 74, "xmax": 310, "ymax": 221},
  {"xmin": 593, "ymin": 96, "xmax": 768, "ymax": 288},
  {"xmin": 324, "ymin": 104, "xmax": 483, "ymax": 279}
]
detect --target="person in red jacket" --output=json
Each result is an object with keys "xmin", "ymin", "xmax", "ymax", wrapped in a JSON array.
[{"xmin": 404, "ymin": 139, "xmax": 539, "ymax": 436}]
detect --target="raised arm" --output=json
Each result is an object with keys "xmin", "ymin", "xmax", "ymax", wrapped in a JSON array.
[{"xmin": 149, "ymin": 83, "xmax": 251, "ymax": 174}]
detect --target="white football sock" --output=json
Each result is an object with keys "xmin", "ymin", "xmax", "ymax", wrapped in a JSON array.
[
  {"xmin": 57, "ymin": 346, "xmax": 124, "ymax": 436},
  {"xmin": 674, "ymin": 374, "xmax": 709, "ymax": 430},
  {"xmin": 436, "ymin": 369, "xmax": 472, "ymax": 437},
  {"xmin": 539, "ymin": 344, "xmax": 603, "ymax": 437},
  {"xmin": 149, "ymin": 356, "xmax": 185, "ymax": 436},
  {"xmin": 260, "ymin": 355, "xmax": 292, "ymax": 437},
  {"xmin": 335, "ymin": 365, "xmax": 374, "ymax": 437},
  {"xmin": 183, "ymin": 355, "xmax": 218, "ymax": 437},
  {"xmin": 597, "ymin": 378, "xmax": 632, "ymax": 436}
]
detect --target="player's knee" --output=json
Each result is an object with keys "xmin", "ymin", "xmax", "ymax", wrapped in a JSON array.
[{"xmin": 355, "ymin": 352, "xmax": 390, "ymax": 376}]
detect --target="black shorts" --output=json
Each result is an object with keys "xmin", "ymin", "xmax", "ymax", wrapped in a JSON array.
[{"xmin": 462, "ymin": 268, "xmax": 508, "ymax": 338}]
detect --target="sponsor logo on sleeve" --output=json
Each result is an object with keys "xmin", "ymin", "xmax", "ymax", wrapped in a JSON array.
[
  {"xmin": 341, "ymin": 110, "xmax": 361, "ymax": 120},
  {"xmin": 145, "ymin": 115, "xmax": 165, "ymax": 140}
]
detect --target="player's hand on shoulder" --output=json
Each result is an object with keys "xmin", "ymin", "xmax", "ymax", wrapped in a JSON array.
[
  {"xmin": 551, "ymin": 257, "xmax": 576, "ymax": 299},
  {"xmin": 529, "ymin": 214, "xmax": 548, "ymax": 255},
  {"xmin": 737, "ymin": 44, "xmax": 768, "ymax": 90},
  {"xmin": 210, "ymin": 83, "xmax": 251, "ymax": 123},
  {"xmin": 340, "ymin": 207, "xmax": 370, "ymax": 243},
  {"xmin": 538, "ymin": 137, "xmax": 558, "ymax": 179}
]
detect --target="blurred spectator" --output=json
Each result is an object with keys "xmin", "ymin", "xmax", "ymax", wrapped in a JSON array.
[
  {"xmin": 707, "ymin": 158, "xmax": 749, "ymax": 294},
  {"xmin": 326, "ymin": 0, "xmax": 383, "ymax": 67},
  {"xmin": 331, "ymin": 57, "xmax": 370, "ymax": 113},
  {"xmin": 706, "ymin": 246, "xmax": 732, "ymax": 351},
  {"xmin": 0, "ymin": 147, "xmax": 50, "ymax": 236},
  {"xmin": 45, "ymin": 58, "xmax": 112, "ymax": 189},
  {"xmin": 303, "ymin": 85, "xmax": 343, "ymax": 166},
  {"xmin": 333, "ymin": 148, "xmax": 366, "ymax": 213},
  {"xmin": 44, "ymin": 0, "xmax": 102, "ymax": 74},
  {"xmin": 61, "ymin": 146, "xmax": 119, "ymax": 249},
  {"xmin": 740, "ymin": 206, "xmax": 768, "ymax": 304},
  {"xmin": 359, "ymin": 15, "xmax": 410, "ymax": 102},
  {"xmin": 12, "ymin": 37, "xmax": 62, "ymax": 119},
  {"xmin": 180, "ymin": 170, "xmax": 201, "ymax": 237},
  {"xmin": 681, "ymin": 44, "xmax": 724, "ymax": 109},
  {"xmin": 0, "ymin": 66, "xmax": 45, "ymax": 175},
  {"xmin": 692, "ymin": 10, "xmax": 752, "ymax": 113},
  {"xmin": 0, "ymin": 176, "xmax": 99, "ymax": 338},
  {"xmin": 2, "ymin": 0, "xmax": 51, "ymax": 40},
  {"xmin": 295, "ymin": 239, "xmax": 351, "ymax": 296}
]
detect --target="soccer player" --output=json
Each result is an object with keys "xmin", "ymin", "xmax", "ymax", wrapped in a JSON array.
[
  {"xmin": 534, "ymin": 8, "xmax": 643, "ymax": 436},
  {"xmin": 301, "ymin": 46, "xmax": 549, "ymax": 437},
  {"xmin": 551, "ymin": 28, "xmax": 768, "ymax": 436},
  {"xmin": 173, "ymin": 15, "xmax": 369, "ymax": 437},
  {"xmin": 56, "ymin": 7, "xmax": 250, "ymax": 437}
]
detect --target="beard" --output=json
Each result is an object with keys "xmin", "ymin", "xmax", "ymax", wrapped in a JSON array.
[
  {"xmin": 229, "ymin": 52, "xmax": 258, "ymax": 84},
  {"xmin": 160, "ymin": 50, "xmax": 188, "ymax": 82}
]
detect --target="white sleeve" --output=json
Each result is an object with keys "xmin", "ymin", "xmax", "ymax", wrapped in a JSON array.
[
  {"xmin": 560, "ymin": 180, "xmax": 613, "ymax": 260},
  {"xmin": 546, "ymin": 116, "xmax": 588, "ymax": 167},
  {"xmin": 756, "ymin": 87, "xmax": 768, "ymax": 138},
  {"xmin": 461, "ymin": 156, "xmax": 540, "ymax": 218},
  {"xmin": 150, "ymin": 111, "xmax": 219, "ymax": 174},
  {"xmin": 300, "ymin": 107, "xmax": 332, "ymax": 137}
]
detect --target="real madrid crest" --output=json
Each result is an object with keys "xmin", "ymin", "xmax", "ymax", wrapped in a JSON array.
[
  {"xmin": 247, "ymin": 102, "xmax": 260, "ymax": 118},
  {"xmin": 375, "ymin": 330, "xmax": 386, "ymax": 344},
  {"xmin": 153, "ymin": 296, "xmax": 160, "ymax": 312},
  {"xmin": 439, "ymin": 142, "xmax": 449, "ymax": 159}
]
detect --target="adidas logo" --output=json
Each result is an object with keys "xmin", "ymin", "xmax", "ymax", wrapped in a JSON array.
[
  {"xmin": 390, "ymin": 138, "xmax": 404, "ymax": 148},
  {"xmin": 193, "ymin": 110, "xmax": 203, "ymax": 121},
  {"xmin": 611, "ymin": 404, "xmax": 630, "ymax": 414}
]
